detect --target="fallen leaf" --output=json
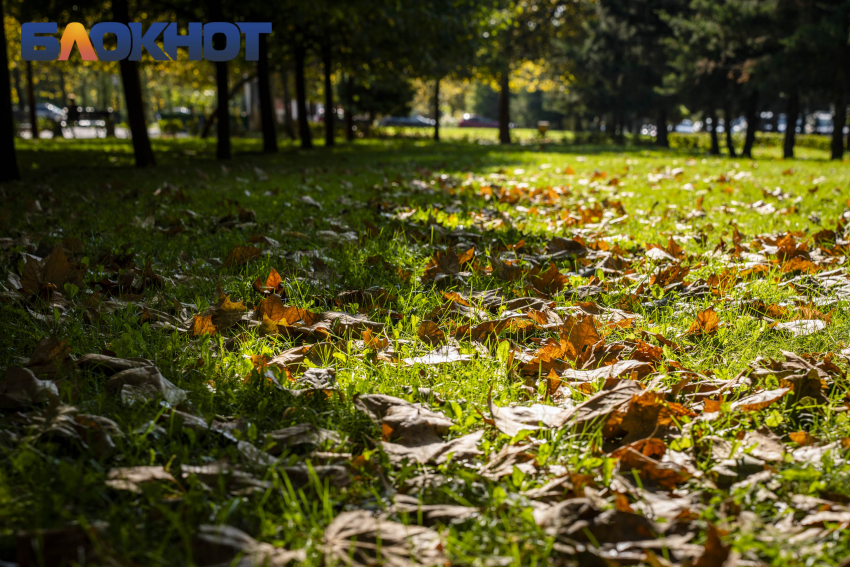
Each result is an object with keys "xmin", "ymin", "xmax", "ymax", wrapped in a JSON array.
[
  {"xmin": 323, "ymin": 510, "xmax": 447, "ymax": 567},
  {"xmin": 193, "ymin": 524, "xmax": 306, "ymax": 567}
]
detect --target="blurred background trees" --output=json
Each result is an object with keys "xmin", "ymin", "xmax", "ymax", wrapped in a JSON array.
[{"xmin": 2, "ymin": 0, "xmax": 850, "ymax": 179}]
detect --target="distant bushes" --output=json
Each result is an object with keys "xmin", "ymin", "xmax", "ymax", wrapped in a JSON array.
[{"xmin": 668, "ymin": 132, "xmax": 834, "ymax": 152}]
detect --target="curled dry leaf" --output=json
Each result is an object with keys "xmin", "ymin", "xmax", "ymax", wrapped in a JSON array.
[
  {"xmin": 610, "ymin": 438, "xmax": 693, "ymax": 489},
  {"xmin": 105, "ymin": 466, "xmax": 176, "ymax": 492},
  {"xmin": 417, "ymin": 320, "xmax": 446, "ymax": 346},
  {"xmin": 730, "ymin": 388, "xmax": 791, "ymax": 412},
  {"xmin": 355, "ymin": 394, "xmax": 452, "ymax": 446},
  {"xmin": 487, "ymin": 391, "xmax": 573, "ymax": 437},
  {"xmin": 265, "ymin": 423, "xmax": 342, "ymax": 455},
  {"xmin": 391, "ymin": 494, "xmax": 479, "ymax": 525},
  {"xmin": 105, "ymin": 366, "xmax": 187, "ymax": 405},
  {"xmin": 402, "ymin": 345, "xmax": 473, "ymax": 366},
  {"xmin": 0, "ymin": 368, "xmax": 59, "ymax": 408},
  {"xmin": 193, "ymin": 524, "xmax": 306, "ymax": 567},
  {"xmin": 687, "ymin": 308, "xmax": 720, "ymax": 335},
  {"xmin": 772, "ymin": 319, "xmax": 826, "ymax": 337},
  {"xmin": 323, "ymin": 510, "xmax": 447, "ymax": 567},
  {"xmin": 22, "ymin": 334, "xmax": 73, "ymax": 378}
]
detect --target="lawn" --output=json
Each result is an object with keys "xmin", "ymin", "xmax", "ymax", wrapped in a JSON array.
[{"xmin": 2, "ymin": 135, "xmax": 850, "ymax": 566}]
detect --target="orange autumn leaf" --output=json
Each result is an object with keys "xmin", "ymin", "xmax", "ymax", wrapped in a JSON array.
[
  {"xmin": 687, "ymin": 308, "xmax": 719, "ymax": 335},
  {"xmin": 193, "ymin": 314, "xmax": 217, "ymax": 336}
]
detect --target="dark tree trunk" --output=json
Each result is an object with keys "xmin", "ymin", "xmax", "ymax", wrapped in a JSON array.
[
  {"xmin": 784, "ymin": 91, "xmax": 799, "ymax": 159},
  {"xmin": 656, "ymin": 108, "xmax": 669, "ymax": 147},
  {"xmin": 58, "ymin": 68, "xmax": 67, "ymax": 109},
  {"xmin": 833, "ymin": 8, "xmax": 849, "ymax": 160},
  {"xmin": 281, "ymin": 70, "xmax": 296, "ymax": 139},
  {"xmin": 742, "ymin": 90, "xmax": 759, "ymax": 159},
  {"xmin": 0, "ymin": 0, "xmax": 20, "ymax": 182},
  {"xmin": 26, "ymin": 61, "xmax": 37, "ymax": 140},
  {"xmin": 215, "ymin": 61, "xmax": 231, "ymax": 159},
  {"xmin": 345, "ymin": 75, "xmax": 354, "ymax": 142},
  {"xmin": 708, "ymin": 108, "xmax": 720, "ymax": 155},
  {"xmin": 294, "ymin": 42, "xmax": 312, "ymax": 149},
  {"xmin": 433, "ymin": 77, "xmax": 441, "ymax": 142},
  {"xmin": 257, "ymin": 34, "xmax": 276, "ymax": 153},
  {"xmin": 280, "ymin": 70, "xmax": 295, "ymax": 140},
  {"xmin": 208, "ymin": 0, "xmax": 230, "ymax": 159},
  {"xmin": 114, "ymin": 0, "xmax": 155, "ymax": 167},
  {"xmin": 321, "ymin": 41, "xmax": 334, "ymax": 147},
  {"xmin": 724, "ymin": 102, "xmax": 737, "ymax": 157},
  {"xmin": 498, "ymin": 70, "xmax": 511, "ymax": 144},
  {"xmin": 12, "ymin": 67, "xmax": 22, "ymax": 114}
]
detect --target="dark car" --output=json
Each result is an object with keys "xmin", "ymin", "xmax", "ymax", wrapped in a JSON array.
[
  {"xmin": 380, "ymin": 115, "xmax": 435, "ymax": 127},
  {"xmin": 458, "ymin": 114, "xmax": 500, "ymax": 128}
]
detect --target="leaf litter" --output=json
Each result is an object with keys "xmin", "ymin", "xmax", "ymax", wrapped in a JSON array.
[{"xmin": 2, "ymin": 147, "xmax": 850, "ymax": 565}]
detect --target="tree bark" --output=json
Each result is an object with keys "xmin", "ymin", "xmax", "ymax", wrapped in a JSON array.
[
  {"xmin": 656, "ymin": 108, "xmax": 668, "ymax": 148},
  {"xmin": 58, "ymin": 68, "xmax": 67, "ymax": 109},
  {"xmin": 257, "ymin": 34, "xmax": 277, "ymax": 153},
  {"xmin": 214, "ymin": 61, "xmax": 231, "ymax": 159},
  {"xmin": 281, "ymin": 70, "xmax": 296, "ymax": 139},
  {"xmin": 708, "ymin": 108, "xmax": 720, "ymax": 155},
  {"xmin": 321, "ymin": 40, "xmax": 334, "ymax": 147},
  {"xmin": 784, "ymin": 90, "xmax": 798, "ymax": 159},
  {"xmin": 114, "ymin": 0, "xmax": 155, "ymax": 167},
  {"xmin": 26, "ymin": 61, "xmax": 38, "ymax": 140},
  {"xmin": 742, "ymin": 90, "xmax": 759, "ymax": 159},
  {"xmin": 0, "ymin": 0, "xmax": 20, "ymax": 182},
  {"xmin": 498, "ymin": 70, "xmax": 511, "ymax": 144},
  {"xmin": 294, "ymin": 42, "xmax": 313, "ymax": 149},
  {"xmin": 724, "ymin": 102, "xmax": 737, "ymax": 157},
  {"xmin": 345, "ymin": 75, "xmax": 354, "ymax": 142},
  {"xmin": 433, "ymin": 77, "xmax": 441, "ymax": 142},
  {"xmin": 832, "ymin": 18, "xmax": 848, "ymax": 159}
]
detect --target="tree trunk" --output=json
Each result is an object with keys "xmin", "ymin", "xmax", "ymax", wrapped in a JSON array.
[
  {"xmin": 345, "ymin": 75, "xmax": 354, "ymax": 142},
  {"xmin": 742, "ymin": 90, "xmax": 759, "ymax": 159},
  {"xmin": 214, "ymin": 61, "xmax": 231, "ymax": 159},
  {"xmin": 784, "ymin": 90, "xmax": 799, "ymax": 159},
  {"xmin": 26, "ymin": 61, "xmax": 38, "ymax": 140},
  {"xmin": 58, "ymin": 68, "xmax": 67, "ymax": 109},
  {"xmin": 114, "ymin": 0, "xmax": 155, "ymax": 167},
  {"xmin": 0, "ymin": 0, "xmax": 20, "ymax": 182},
  {"xmin": 281, "ymin": 70, "xmax": 295, "ymax": 139},
  {"xmin": 294, "ymin": 42, "xmax": 312, "ymax": 149},
  {"xmin": 433, "ymin": 77, "xmax": 441, "ymax": 142},
  {"xmin": 832, "ymin": 7, "xmax": 849, "ymax": 159},
  {"xmin": 322, "ymin": 40, "xmax": 334, "ymax": 147},
  {"xmin": 656, "ymin": 108, "xmax": 668, "ymax": 148},
  {"xmin": 12, "ymin": 67, "xmax": 22, "ymax": 114},
  {"xmin": 724, "ymin": 102, "xmax": 737, "ymax": 157},
  {"xmin": 257, "ymin": 34, "xmax": 276, "ymax": 153},
  {"xmin": 498, "ymin": 70, "xmax": 511, "ymax": 144},
  {"xmin": 708, "ymin": 108, "xmax": 720, "ymax": 155}
]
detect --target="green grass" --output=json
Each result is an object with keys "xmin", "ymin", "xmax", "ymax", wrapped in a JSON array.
[{"xmin": 1, "ymin": 134, "xmax": 850, "ymax": 566}]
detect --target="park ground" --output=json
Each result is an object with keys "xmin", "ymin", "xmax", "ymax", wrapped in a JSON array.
[{"xmin": 2, "ymin": 133, "xmax": 850, "ymax": 566}]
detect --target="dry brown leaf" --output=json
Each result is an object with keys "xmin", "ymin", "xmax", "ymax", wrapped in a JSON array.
[
  {"xmin": 193, "ymin": 524, "xmax": 306, "ymax": 567},
  {"xmin": 730, "ymin": 388, "xmax": 791, "ymax": 412},
  {"xmin": 323, "ymin": 510, "xmax": 447, "ymax": 567},
  {"xmin": 687, "ymin": 308, "xmax": 719, "ymax": 335},
  {"xmin": 224, "ymin": 245, "xmax": 262, "ymax": 267}
]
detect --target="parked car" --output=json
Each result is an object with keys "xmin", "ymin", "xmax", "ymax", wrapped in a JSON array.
[
  {"xmin": 380, "ymin": 115, "xmax": 435, "ymax": 127},
  {"xmin": 673, "ymin": 119, "xmax": 695, "ymax": 133},
  {"xmin": 806, "ymin": 111, "xmax": 833, "ymax": 135},
  {"xmin": 776, "ymin": 113, "xmax": 803, "ymax": 134},
  {"xmin": 459, "ymin": 114, "xmax": 500, "ymax": 128},
  {"xmin": 36, "ymin": 102, "xmax": 67, "ymax": 122}
]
